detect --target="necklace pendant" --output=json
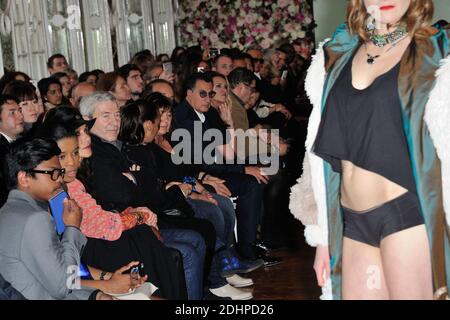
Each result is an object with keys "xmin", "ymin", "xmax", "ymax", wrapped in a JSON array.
[{"xmin": 366, "ymin": 54, "xmax": 379, "ymax": 65}]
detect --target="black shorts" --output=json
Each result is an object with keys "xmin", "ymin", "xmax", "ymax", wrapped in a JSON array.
[{"xmin": 342, "ymin": 192, "xmax": 425, "ymax": 248}]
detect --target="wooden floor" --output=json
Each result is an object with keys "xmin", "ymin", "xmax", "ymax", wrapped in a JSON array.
[{"xmin": 242, "ymin": 221, "xmax": 321, "ymax": 300}]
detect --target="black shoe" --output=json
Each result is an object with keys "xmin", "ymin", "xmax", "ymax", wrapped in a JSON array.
[
  {"xmin": 261, "ymin": 255, "xmax": 283, "ymax": 268},
  {"xmin": 255, "ymin": 242, "xmax": 271, "ymax": 254}
]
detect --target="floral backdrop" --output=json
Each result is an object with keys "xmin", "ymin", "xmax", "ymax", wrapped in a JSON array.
[{"xmin": 177, "ymin": 0, "xmax": 315, "ymax": 53}]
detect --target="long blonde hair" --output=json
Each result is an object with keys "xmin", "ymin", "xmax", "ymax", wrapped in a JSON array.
[{"xmin": 347, "ymin": 0, "xmax": 435, "ymax": 40}]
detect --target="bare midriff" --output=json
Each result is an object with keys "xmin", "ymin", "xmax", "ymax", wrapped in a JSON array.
[{"xmin": 340, "ymin": 160, "xmax": 408, "ymax": 212}]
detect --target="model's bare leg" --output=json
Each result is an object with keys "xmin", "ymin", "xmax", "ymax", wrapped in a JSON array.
[
  {"xmin": 342, "ymin": 237, "xmax": 390, "ymax": 300},
  {"xmin": 380, "ymin": 225, "xmax": 433, "ymax": 300}
]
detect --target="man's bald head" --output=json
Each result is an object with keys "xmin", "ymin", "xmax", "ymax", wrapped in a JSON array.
[{"xmin": 70, "ymin": 82, "xmax": 97, "ymax": 108}]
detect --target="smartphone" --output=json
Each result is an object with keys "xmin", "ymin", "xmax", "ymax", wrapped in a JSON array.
[
  {"xmin": 49, "ymin": 190, "xmax": 69, "ymax": 235},
  {"xmin": 281, "ymin": 70, "xmax": 288, "ymax": 81},
  {"xmin": 209, "ymin": 48, "xmax": 220, "ymax": 59},
  {"xmin": 79, "ymin": 262, "xmax": 93, "ymax": 280},
  {"xmin": 163, "ymin": 62, "xmax": 173, "ymax": 74},
  {"xmin": 130, "ymin": 263, "xmax": 144, "ymax": 281}
]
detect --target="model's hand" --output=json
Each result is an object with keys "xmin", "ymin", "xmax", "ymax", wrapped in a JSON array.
[{"xmin": 314, "ymin": 245, "xmax": 331, "ymax": 288}]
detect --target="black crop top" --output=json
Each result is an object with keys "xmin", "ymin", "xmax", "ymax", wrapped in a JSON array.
[{"xmin": 313, "ymin": 51, "xmax": 417, "ymax": 194}]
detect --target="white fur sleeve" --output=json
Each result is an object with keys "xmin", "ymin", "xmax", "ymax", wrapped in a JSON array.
[
  {"xmin": 424, "ymin": 55, "xmax": 450, "ymax": 228},
  {"xmin": 289, "ymin": 41, "xmax": 330, "ymax": 247}
]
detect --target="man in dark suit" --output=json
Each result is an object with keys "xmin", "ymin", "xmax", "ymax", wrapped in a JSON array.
[
  {"xmin": 0, "ymin": 95, "xmax": 24, "ymax": 208},
  {"xmin": 174, "ymin": 73, "xmax": 274, "ymax": 266}
]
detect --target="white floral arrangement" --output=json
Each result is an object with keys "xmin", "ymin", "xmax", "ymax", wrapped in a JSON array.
[{"xmin": 177, "ymin": 0, "xmax": 315, "ymax": 51}]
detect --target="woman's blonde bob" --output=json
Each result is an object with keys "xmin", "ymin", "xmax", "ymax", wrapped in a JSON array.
[{"xmin": 347, "ymin": 0, "xmax": 435, "ymax": 40}]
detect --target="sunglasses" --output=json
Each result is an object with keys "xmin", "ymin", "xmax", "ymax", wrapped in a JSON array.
[
  {"xmin": 252, "ymin": 58, "xmax": 264, "ymax": 64},
  {"xmin": 196, "ymin": 90, "xmax": 216, "ymax": 99},
  {"xmin": 27, "ymin": 168, "xmax": 66, "ymax": 181}
]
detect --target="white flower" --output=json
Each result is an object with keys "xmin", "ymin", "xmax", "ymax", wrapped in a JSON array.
[
  {"xmin": 288, "ymin": 4, "xmax": 297, "ymax": 15},
  {"xmin": 261, "ymin": 38, "xmax": 272, "ymax": 49},
  {"xmin": 297, "ymin": 31, "xmax": 306, "ymax": 39},
  {"xmin": 248, "ymin": 0, "xmax": 257, "ymax": 8},
  {"xmin": 210, "ymin": 32, "xmax": 219, "ymax": 44}
]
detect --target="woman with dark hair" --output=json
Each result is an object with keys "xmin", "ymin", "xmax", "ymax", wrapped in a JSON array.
[
  {"xmin": 96, "ymin": 72, "xmax": 132, "ymax": 108},
  {"xmin": 2, "ymin": 80, "xmax": 43, "ymax": 133},
  {"xmin": 37, "ymin": 77, "xmax": 64, "ymax": 110},
  {"xmin": 0, "ymin": 71, "xmax": 31, "ymax": 93},
  {"xmin": 52, "ymin": 72, "xmax": 72, "ymax": 99},
  {"xmin": 120, "ymin": 98, "xmax": 254, "ymax": 299},
  {"xmin": 290, "ymin": 0, "xmax": 450, "ymax": 300},
  {"xmin": 170, "ymin": 46, "xmax": 186, "ymax": 65},
  {"xmin": 37, "ymin": 106, "xmax": 189, "ymax": 300},
  {"xmin": 79, "ymin": 71, "xmax": 97, "ymax": 86}
]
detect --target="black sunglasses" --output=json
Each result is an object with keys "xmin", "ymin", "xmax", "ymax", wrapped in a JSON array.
[
  {"xmin": 27, "ymin": 168, "xmax": 66, "ymax": 181},
  {"xmin": 197, "ymin": 90, "xmax": 216, "ymax": 99}
]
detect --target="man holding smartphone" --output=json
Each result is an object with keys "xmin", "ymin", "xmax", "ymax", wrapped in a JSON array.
[{"xmin": 0, "ymin": 138, "xmax": 114, "ymax": 300}]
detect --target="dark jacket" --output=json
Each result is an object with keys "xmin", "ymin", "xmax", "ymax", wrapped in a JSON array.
[
  {"xmin": 122, "ymin": 143, "xmax": 195, "ymax": 217},
  {"xmin": 0, "ymin": 135, "xmax": 10, "ymax": 208},
  {"xmin": 173, "ymin": 99, "xmax": 244, "ymax": 176},
  {"xmin": 88, "ymin": 134, "xmax": 145, "ymax": 212}
]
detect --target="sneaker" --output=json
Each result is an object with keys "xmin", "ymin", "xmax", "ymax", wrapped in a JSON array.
[
  {"xmin": 221, "ymin": 256, "xmax": 264, "ymax": 277},
  {"xmin": 209, "ymin": 284, "xmax": 253, "ymax": 300},
  {"xmin": 226, "ymin": 274, "xmax": 254, "ymax": 288}
]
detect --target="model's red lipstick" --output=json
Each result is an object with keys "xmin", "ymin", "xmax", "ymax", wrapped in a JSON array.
[{"xmin": 380, "ymin": 5, "xmax": 395, "ymax": 11}]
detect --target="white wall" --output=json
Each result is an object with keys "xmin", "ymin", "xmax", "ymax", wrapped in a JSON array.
[{"xmin": 314, "ymin": 0, "xmax": 450, "ymax": 44}]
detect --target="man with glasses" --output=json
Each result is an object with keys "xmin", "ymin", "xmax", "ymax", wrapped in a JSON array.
[
  {"xmin": 247, "ymin": 48, "xmax": 265, "ymax": 75},
  {"xmin": 174, "ymin": 72, "xmax": 271, "ymax": 268},
  {"xmin": 0, "ymin": 138, "xmax": 113, "ymax": 300}
]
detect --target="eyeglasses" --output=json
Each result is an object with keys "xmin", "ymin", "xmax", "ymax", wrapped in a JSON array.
[
  {"xmin": 197, "ymin": 90, "xmax": 216, "ymax": 99},
  {"xmin": 27, "ymin": 168, "xmax": 66, "ymax": 181}
]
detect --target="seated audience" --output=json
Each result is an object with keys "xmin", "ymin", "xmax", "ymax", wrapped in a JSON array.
[{"xmin": 41, "ymin": 104, "xmax": 190, "ymax": 300}]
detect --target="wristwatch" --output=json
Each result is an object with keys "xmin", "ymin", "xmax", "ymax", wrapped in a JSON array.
[
  {"xmin": 100, "ymin": 271, "xmax": 108, "ymax": 281},
  {"xmin": 135, "ymin": 212, "xmax": 144, "ymax": 225}
]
